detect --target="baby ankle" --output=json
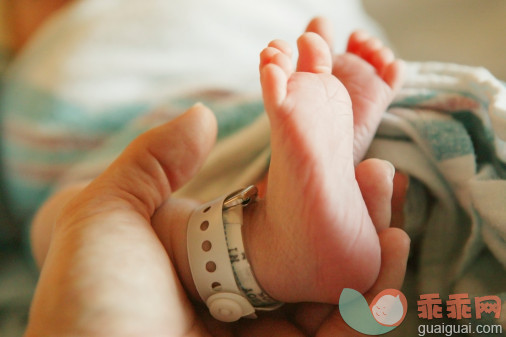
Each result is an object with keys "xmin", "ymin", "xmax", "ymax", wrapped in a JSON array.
[{"xmin": 185, "ymin": 187, "xmax": 282, "ymax": 321}]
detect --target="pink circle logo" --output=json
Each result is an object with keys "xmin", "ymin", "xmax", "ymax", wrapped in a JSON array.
[{"xmin": 369, "ymin": 289, "xmax": 408, "ymax": 327}]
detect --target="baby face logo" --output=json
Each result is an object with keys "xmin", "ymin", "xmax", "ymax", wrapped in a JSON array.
[
  {"xmin": 339, "ymin": 288, "xmax": 407, "ymax": 335},
  {"xmin": 370, "ymin": 289, "xmax": 408, "ymax": 327}
]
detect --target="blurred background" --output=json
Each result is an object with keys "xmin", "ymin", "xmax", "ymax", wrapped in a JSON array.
[{"xmin": 363, "ymin": 0, "xmax": 506, "ymax": 80}]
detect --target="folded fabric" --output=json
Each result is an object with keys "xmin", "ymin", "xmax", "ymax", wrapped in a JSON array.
[
  {"xmin": 368, "ymin": 62, "xmax": 506, "ymax": 334},
  {"xmin": 0, "ymin": 39, "xmax": 16, "ymax": 245}
]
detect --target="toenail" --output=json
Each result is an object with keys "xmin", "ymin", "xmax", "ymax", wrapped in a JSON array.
[
  {"xmin": 315, "ymin": 65, "xmax": 332, "ymax": 74},
  {"xmin": 354, "ymin": 30, "xmax": 369, "ymax": 41}
]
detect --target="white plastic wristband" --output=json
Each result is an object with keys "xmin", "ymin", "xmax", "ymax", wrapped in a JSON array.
[{"xmin": 187, "ymin": 186, "xmax": 283, "ymax": 322}]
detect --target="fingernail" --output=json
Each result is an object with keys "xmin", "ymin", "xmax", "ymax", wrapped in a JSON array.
[
  {"xmin": 192, "ymin": 102, "xmax": 207, "ymax": 109},
  {"xmin": 383, "ymin": 160, "xmax": 396, "ymax": 181}
]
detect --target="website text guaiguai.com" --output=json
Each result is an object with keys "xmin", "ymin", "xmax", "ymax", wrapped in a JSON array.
[{"xmin": 418, "ymin": 323, "xmax": 503, "ymax": 336}]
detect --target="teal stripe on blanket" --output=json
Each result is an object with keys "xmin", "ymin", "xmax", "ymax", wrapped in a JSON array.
[
  {"xmin": 1, "ymin": 80, "xmax": 150, "ymax": 134},
  {"xmin": 392, "ymin": 91, "xmax": 439, "ymax": 107},
  {"xmin": 453, "ymin": 111, "xmax": 496, "ymax": 165},
  {"xmin": 170, "ymin": 97, "xmax": 265, "ymax": 140},
  {"xmin": 2, "ymin": 79, "xmax": 264, "ymax": 141},
  {"xmin": 213, "ymin": 101, "xmax": 265, "ymax": 139},
  {"xmin": 4, "ymin": 180, "xmax": 52, "ymax": 225},
  {"xmin": 4, "ymin": 143, "xmax": 89, "ymax": 165},
  {"xmin": 0, "ymin": 47, "xmax": 11, "ymax": 75},
  {"xmin": 392, "ymin": 90, "xmax": 489, "ymax": 112},
  {"xmin": 452, "ymin": 110, "xmax": 506, "ymax": 178},
  {"xmin": 408, "ymin": 117, "xmax": 474, "ymax": 162}
]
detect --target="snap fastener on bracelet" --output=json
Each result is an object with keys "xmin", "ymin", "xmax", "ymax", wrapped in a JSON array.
[
  {"xmin": 186, "ymin": 186, "xmax": 283, "ymax": 322},
  {"xmin": 207, "ymin": 293, "xmax": 252, "ymax": 322}
]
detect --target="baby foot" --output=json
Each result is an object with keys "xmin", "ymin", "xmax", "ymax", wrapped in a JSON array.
[
  {"xmin": 306, "ymin": 17, "xmax": 405, "ymax": 164},
  {"xmin": 243, "ymin": 32, "xmax": 381, "ymax": 304}
]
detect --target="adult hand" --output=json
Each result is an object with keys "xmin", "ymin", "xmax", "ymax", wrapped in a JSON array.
[{"xmin": 25, "ymin": 105, "xmax": 409, "ymax": 336}]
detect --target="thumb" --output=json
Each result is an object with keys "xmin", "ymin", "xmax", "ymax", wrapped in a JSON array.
[
  {"xmin": 365, "ymin": 227, "xmax": 410, "ymax": 301},
  {"xmin": 86, "ymin": 103, "xmax": 217, "ymax": 219}
]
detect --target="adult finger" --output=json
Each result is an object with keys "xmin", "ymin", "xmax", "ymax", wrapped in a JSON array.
[
  {"xmin": 365, "ymin": 227, "xmax": 410, "ymax": 300},
  {"xmin": 73, "ymin": 103, "xmax": 217, "ymax": 221}
]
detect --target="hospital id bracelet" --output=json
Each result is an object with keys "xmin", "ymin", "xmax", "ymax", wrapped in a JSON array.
[{"xmin": 187, "ymin": 185, "xmax": 283, "ymax": 322}]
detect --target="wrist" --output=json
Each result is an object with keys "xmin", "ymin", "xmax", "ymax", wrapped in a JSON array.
[{"xmin": 151, "ymin": 198, "xmax": 202, "ymax": 301}]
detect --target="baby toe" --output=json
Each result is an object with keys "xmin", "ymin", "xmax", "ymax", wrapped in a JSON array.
[{"xmin": 296, "ymin": 32, "xmax": 332, "ymax": 74}]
